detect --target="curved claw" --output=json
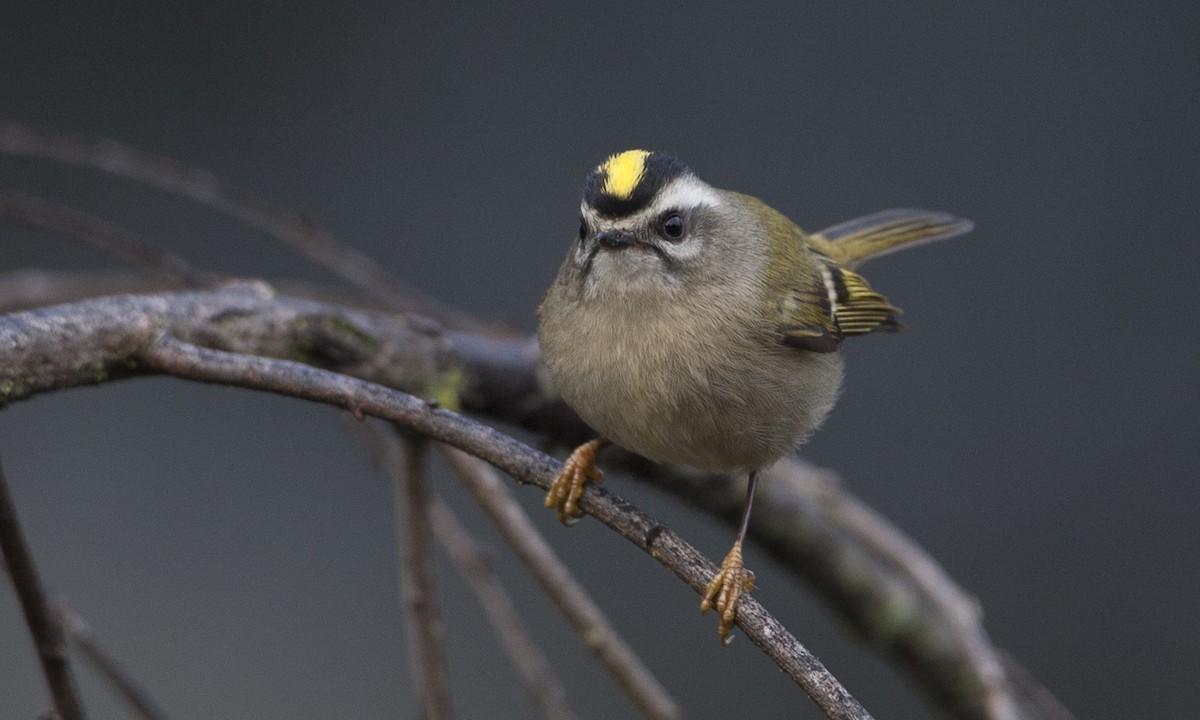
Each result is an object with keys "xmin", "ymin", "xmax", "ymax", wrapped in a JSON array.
[
  {"xmin": 545, "ymin": 439, "xmax": 608, "ymax": 525},
  {"xmin": 700, "ymin": 541, "xmax": 756, "ymax": 644}
]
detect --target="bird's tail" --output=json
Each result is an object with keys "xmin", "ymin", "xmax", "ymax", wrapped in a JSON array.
[{"xmin": 809, "ymin": 208, "xmax": 973, "ymax": 269}]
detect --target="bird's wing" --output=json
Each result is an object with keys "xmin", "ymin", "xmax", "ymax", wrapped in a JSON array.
[{"xmin": 775, "ymin": 259, "xmax": 902, "ymax": 353}]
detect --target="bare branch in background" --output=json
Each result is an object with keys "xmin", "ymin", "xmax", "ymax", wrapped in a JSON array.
[
  {"xmin": 356, "ymin": 424, "xmax": 579, "ymax": 720},
  {"xmin": 829, "ymin": 480, "xmax": 1017, "ymax": 720},
  {"xmin": 0, "ymin": 190, "xmax": 212, "ymax": 287},
  {"xmin": 0, "ymin": 121, "xmax": 480, "ymax": 330},
  {"xmin": 59, "ymin": 603, "xmax": 168, "ymax": 720},
  {"xmin": 0, "ymin": 457, "xmax": 87, "ymax": 720},
  {"xmin": 1, "ymin": 553, "xmax": 168, "ymax": 719},
  {"xmin": 428, "ymin": 501, "xmax": 580, "ymax": 720},
  {"xmin": 386, "ymin": 433, "xmax": 456, "ymax": 720},
  {"xmin": 439, "ymin": 445, "xmax": 680, "ymax": 720}
]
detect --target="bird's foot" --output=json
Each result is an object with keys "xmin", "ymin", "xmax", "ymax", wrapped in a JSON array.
[
  {"xmin": 544, "ymin": 438, "xmax": 608, "ymax": 526},
  {"xmin": 700, "ymin": 541, "xmax": 756, "ymax": 644}
]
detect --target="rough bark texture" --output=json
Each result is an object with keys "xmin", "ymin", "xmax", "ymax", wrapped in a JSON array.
[{"xmin": 0, "ymin": 282, "xmax": 463, "ymax": 411}]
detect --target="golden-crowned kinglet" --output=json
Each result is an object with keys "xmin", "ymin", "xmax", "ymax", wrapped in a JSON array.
[{"xmin": 538, "ymin": 149, "xmax": 972, "ymax": 641}]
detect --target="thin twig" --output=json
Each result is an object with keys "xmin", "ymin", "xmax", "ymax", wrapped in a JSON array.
[
  {"xmin": 0, "ymin": 284, "xmax": 463, "ymax": 407},
  {"xmin": 387, "ymin": 432, "xmax": 456, "ymax": 720},
  {"xmin": 135, "ymin": 335, "xmax": 872, "ymax": 720},
  {"xmin": 429, "ymin": 500, "xmax": 580, "ymax": 720},
  {"xmin": 0, "ymin": 455, "xmax": 88, "ymax": 720},
  {"xmin": 999, "ymin": 651, "xmax": 1078, "ymax": 720},
  {"xmin": 438, "ymin": 445, "xmax": 681, "ymax": 720},
  {"xmin": 0, "ymin": 121, "xmax": 480, "ymax": 330},
  {"xmin": 356, "ymin": 423, "xmax": 579, "ymax": 720},
  {"xmin": 0, "ymin": 196, "xmax": 384, "ymax": 316},
  {"xmin": 1, "ymin": 555, "xmax": 167, "ymax": 719},
  {"xmin": 0, "ymin": 190, "xmax": 212, "ymax": 286},
  {"xmin": 59, "ymin": 603, "xmax": 169, "ymax": 720}
]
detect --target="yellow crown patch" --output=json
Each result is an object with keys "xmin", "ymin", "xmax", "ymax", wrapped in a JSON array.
[{"xmin": 599, "ymin": 149, "xmax": 651, "ymax": 200}]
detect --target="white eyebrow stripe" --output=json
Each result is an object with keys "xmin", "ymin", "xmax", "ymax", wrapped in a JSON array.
[{"xmin": 647, "ymin": 176, "xmax": 723, "ymax": 216}]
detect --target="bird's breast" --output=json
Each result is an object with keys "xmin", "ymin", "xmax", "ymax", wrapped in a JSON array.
[{"xmin": 539, "ymin": 287, "xmax": 844, "ymax": 473}]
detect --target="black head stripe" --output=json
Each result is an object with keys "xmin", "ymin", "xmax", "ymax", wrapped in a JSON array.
[{"xmin": 582, "ymin": 151, "xmax": 692, "ymax": 218}]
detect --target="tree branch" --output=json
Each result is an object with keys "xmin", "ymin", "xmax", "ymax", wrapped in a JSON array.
[
  {"xmin": 428, "ymin": 499, "xmax": 580, "ymax": 720},
  {"xmin": 133, "ymin": 335, "xmax": 873, "ymax": 719},
  {"xmin": 355, "ymin": 424, "xmax": 579, "ymax": 720},
  {"xmin": 387, "ymin": 433, "xmax": 456, "ymax": 720},
  {"xmin": 445, "ymin": 322, "xmax": 1061, "ymax": 720},
  {"xmin": 0, "ymin": 284, "xmax": 1070, "ymax": 719},
  {"xmin": 59, "ymin": 602, "xmax": 169, "ymax": 720},
  {"xmin": 0, "ymin": 456, "xmax": 88, "ymax": 720},
  {"xmin": 0, "ymin": 283, "xmax": 461, "ymax": 408},
  {"xmin": 439, "ymin": 445, "xmax": 680, "ymax": 720},
  {"xmin": 2, "ymin": 552, "xmax": 167, "ymax": 720}
]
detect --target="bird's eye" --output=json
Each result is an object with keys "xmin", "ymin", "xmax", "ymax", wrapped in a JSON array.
[
  {"xmin": 661, "ymin": 213, "xmax": 685, "ymax": 240},
  {"xmin": 578, "ymin": 218, "xmax": 587, "ymax": 240}
]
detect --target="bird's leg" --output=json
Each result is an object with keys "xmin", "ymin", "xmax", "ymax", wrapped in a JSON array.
[
  {"xmin": 545, "ymin": 437, "xmax": 611, "ymax": 526},
  {"xmin": 701, "ymin": 471, "xmax": 759, "ymax": 644}
]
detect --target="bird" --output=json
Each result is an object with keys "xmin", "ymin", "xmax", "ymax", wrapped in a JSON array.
[{"xmin": 537, "ymin": 149, "xmax": 972, "ymax": 642}]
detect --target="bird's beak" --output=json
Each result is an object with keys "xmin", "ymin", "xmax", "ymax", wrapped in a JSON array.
[{"xmin": 595, "ymin": 229, "xmax": 637, "ymax": 250}]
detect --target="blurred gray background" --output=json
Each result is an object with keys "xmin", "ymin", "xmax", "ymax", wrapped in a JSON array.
[{"xmin": 1, "ymin": 2, "xmax": 1197, "ymax": 718}]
